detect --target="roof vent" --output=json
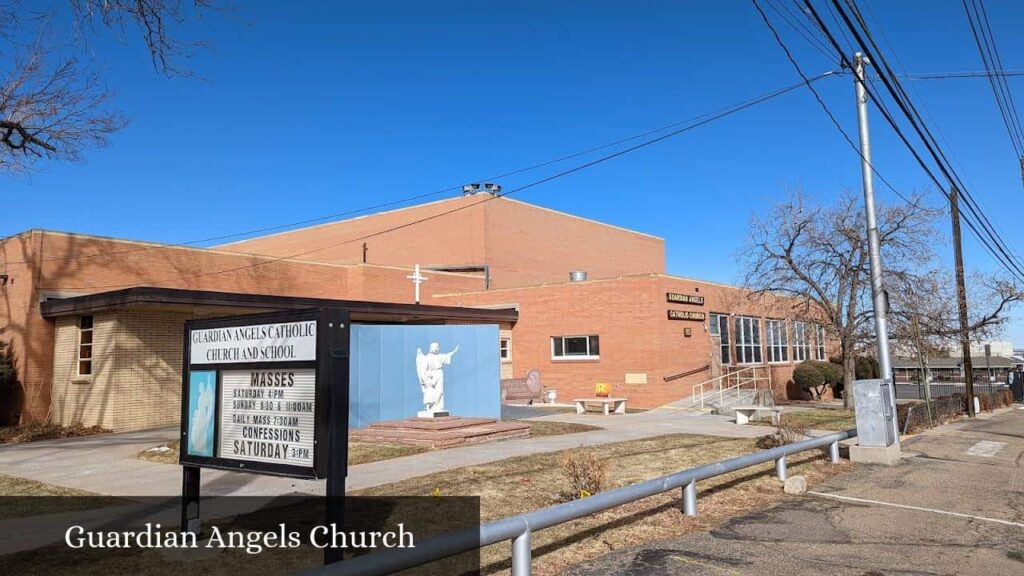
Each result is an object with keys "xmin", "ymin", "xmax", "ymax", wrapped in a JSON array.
[{"xmin": 569, "ymin": 271, "xmax": 588, "ymax": 282}]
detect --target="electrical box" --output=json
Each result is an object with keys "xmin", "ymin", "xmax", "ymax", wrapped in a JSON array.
[{"xmin": 852, "ymin": 378, "xmax": 896, "ymax": 447}]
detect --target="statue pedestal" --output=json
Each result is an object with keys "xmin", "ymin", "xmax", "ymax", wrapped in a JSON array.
[{"xmin": 417, "ymin": 410, "xmax": 450, "ymax": 418}]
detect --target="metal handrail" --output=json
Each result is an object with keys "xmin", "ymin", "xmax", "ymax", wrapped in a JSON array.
[
  {"xmin": 663, "ymin": 364, "xmax": 711, "ymax": 382},
  {"xmin": 690, "ymin": 365, "xmax": 770, "ymax": 410},
  {"xmin": 304, "ymin": 428, "xmax": 856, "ymax": 576}
]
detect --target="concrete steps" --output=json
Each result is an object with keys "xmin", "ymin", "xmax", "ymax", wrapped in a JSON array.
[{"xmin": 349, "ymin": 416, "xmax": 530, "ymax": 448}]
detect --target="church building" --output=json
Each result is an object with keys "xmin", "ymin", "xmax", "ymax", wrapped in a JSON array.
[{"xmin": 0, "ymin": 191, "xmax": 829, "ymax": 431}]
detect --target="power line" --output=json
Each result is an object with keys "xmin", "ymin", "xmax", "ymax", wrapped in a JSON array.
[
  {"xmin": 801, "ymin": 0, "xmax": 1024, "ymax": 283},
  {"xmin": 961, "ymin": 0, "xmax": 1024, "ymax": 158},
  {"xmin": 752, "ymin": 0, "xmax": 921, "ymax": 209},
  {"xmin": 55, "ymin": 69, "xmax": 840, "ymax": 290},
  {"xmin": 840, "ymin": 0, "xmax": 1024, "ymax": 278},
  {"xmin": 764, "ymin": 0, "xmax": 840, "ymax": 64},
  {"xmin": 1, "ymin": 76, "xmax": 835, "ymax": 268},
  {"xmin": 904, "ymin": 69, "xmax": 1024, "ymax": 80}
]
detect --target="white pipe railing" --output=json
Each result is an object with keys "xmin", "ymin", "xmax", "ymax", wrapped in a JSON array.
[{"xmin": 690, "ymin": 365, "xmax": 770, "ymax": 410}]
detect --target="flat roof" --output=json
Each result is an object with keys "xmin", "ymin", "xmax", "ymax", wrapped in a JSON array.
[
  {"xmin": 40, "ymin": 287, "xmax": 518, "ymax": 324},
  {"xmin": 892, "ymin": 356, "xmax": 1023, "ymax": 369}
]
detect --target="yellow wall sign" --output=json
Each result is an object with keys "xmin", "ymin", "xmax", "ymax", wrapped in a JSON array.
[{"xmin": 595, "ymin": 382, "xmax": 611, "ymax": 397}]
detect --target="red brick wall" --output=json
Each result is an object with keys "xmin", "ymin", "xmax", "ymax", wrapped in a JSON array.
[
  {"xmin": 432, "ymin": 274, "xmax": 806, "ymax": 408},
  {"xmin": 218, "ymin": 195, "xmax": 665, "ymax": 289},
  {"xmin": 481, "ymin": 198, "xmax": 664, "ymax": 288}
]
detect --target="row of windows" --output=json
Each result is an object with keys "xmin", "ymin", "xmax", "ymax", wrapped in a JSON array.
[{"xmin": 710, "ymin": 314, "xmax": 826, "ymax": 365}]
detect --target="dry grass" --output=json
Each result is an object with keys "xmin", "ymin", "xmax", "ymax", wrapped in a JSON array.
[
  {"xmin": 135, "ymin": 440, "xmax": 427, "ymax": 466},
  {"xmin": 2, "ymin": 434, "xmax": 852, "ymax": 575},
  {"xmin": 0, "ymin": 474, "xmax": 121, "ymax": 519},
  {"xmin": 0, "ymin": 423, "xmax": 110, "ymax": 444},
  {"xmin": 348, "ymin": 441, "xmax": 426, "ymax": 465},
  {"xmin": 352, "ymin": 433, "xmax": 853, "ymax": 575},
  {"xmin": 518, "ymin": 420, "xmax": 602, "ymax": 437},
  {"xmin": 136, "ymin": 421, "xmax": 596, "ymax": 465},
  {"xmin": 750, "ymin": 408, "xmax": 856, "ymax": 432}
]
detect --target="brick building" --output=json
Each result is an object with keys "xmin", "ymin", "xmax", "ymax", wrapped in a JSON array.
[{"xmin": 1, "ymin": 192, "xmax": 829, "ymax": 431}]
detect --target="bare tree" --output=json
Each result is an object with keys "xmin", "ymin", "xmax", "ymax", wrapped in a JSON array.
[
  {"xmin": 742, "ymin": 190, "xmax": 940, "ymax": 408},
  {"xmin": 890, "ymin": 270, "xmax": 1023, "ymax": 376},
  {"xmin": 1, "ymin": 1, "xmax": 218, "ymax": 175}
]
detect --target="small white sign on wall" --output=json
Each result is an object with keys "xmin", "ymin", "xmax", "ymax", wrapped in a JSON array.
[{"xmin": 189, "ymin": 320, "xmax": 317, "ymax": 365}]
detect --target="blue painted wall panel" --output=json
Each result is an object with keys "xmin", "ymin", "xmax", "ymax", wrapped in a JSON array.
[{"xmin": 348, "ymin": 324, "xmax": 500, "ymax": 428}]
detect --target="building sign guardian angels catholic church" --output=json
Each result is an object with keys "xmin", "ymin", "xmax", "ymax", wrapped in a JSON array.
[{"xmin": 181, "ymin": 310, "xmax": 340, "ymax": 478}]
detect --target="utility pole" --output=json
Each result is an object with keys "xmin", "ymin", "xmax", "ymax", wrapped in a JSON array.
[
  {"xmin": 950, "ymin": 186, "xmax": 977, "ymax": 417},
  {"xmin": 985, "ymin": 343, "xmax": 993, "ymax": 399},
  {"xmin": 853, "ymin": 52, "xmax": 900, "ymax": 449}
]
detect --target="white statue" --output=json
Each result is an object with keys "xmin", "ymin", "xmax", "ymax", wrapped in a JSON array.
[
  {"xmin": 415, "ymin": 342, "xmax": 459, "ymax": 416},
  {"xmin": 189, "ymin": 378, "xmax": 214, "ymax": 456}
]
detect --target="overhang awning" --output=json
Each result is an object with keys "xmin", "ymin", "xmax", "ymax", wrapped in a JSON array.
[{"xmin": 39, "ymin": 286, "xmax": 518, "ymax": 324}]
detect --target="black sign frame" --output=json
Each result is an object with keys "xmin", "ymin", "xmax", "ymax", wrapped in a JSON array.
[{"xmin": 179, "ymin": 307, "xmax": 348, "ymax": 479}]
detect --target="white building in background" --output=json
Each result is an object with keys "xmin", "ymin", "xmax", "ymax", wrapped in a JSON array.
[{"xmin": 965, "ymin": 340, "xmax": 1014, "ymax": 358}]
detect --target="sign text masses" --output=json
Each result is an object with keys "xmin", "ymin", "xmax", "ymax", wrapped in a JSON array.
[{"xmin": 219, "ymin": 369, "xmax": 316, "ymax": 467}]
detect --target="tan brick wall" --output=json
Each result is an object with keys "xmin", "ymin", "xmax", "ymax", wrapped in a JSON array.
[
  {"xmin": 50, "ymin": 313, "xmax": 117, "ymax": 430},
  {"xmin": 500, "ymin": 328, "xmax": 513, "ymax": 380},
  {"xmin": 109, "ymin": 309, "xmax": 195, "ymax": 431}
]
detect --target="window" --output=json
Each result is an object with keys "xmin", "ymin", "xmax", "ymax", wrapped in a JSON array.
[
  {"xmin": 500, "ymin": 338, "xmax": 511, "ymax": 362},
  {"xmin": 814, "ymin": 324, "xmax": 827, "ymax": 360},
  {"xmin": 709, "ymin": 313, "xmax": 730, "ymax": 365},
  {"xmin": 77, "ymin": 315, "xmax": 94, "ymax": 377},
  {"xmin": 734, "ymin": 316, "xmax": 762, "ymax": 364},
  {"xmin": 792, "ymin": 321, "xmax": 810, "ymax": 362},
  {"xmin": 551, "ymin": 335, "xmax": 600, "ymax": 360},
  {"xmin": 766, "ymin": 319, "xmax": 788, "ymax": 363}
]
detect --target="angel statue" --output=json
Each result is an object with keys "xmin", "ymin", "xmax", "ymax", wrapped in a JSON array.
[{"xmin": 415, "ymin": 342, "xmax": 459, "ymax": 415}]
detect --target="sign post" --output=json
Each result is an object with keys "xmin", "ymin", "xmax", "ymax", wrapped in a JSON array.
[{"xmin": 179, "ymin": 307, "xmax": 349, "ymax": 562}]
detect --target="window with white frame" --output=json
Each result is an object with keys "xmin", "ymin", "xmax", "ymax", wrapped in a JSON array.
[
  {"xmin": 734, "ymin": 316, "xmax": 762, "ymax": 364},
  {"xmin": 500, "ymin": 337, "xmax": 511, "ymax": 362},
  {"xmin": 709, "ymin": 313, "xmax": 730, "ymax": 365},
  {"xmin": 792, "ymin": 321, "xmax": 810, "ymax": 362},
  {"xmin": 77, "ymin": 315, "xmax": 94, "ymax": 377},
  {"xmin": 766, "ymin": 319, "xmax": 788, "ymax": 363},
  {"xmin": 814, "ymin": 324, "xmax": 827, "ymax": 360},
  {"xmin": 551, "ymin": 335, "xmax": 599, "ymax": 360}
]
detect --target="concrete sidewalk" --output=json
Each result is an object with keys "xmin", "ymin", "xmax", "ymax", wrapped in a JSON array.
[
  {"xmin": 566, "ymin": 405, "xmax": 1024, "ymax": 576},
  {"xmin": 0, "ymin": 409, "xmax": 768, "ymax": 496}
]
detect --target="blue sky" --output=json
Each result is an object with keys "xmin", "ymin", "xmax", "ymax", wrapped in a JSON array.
[{"xmin": 6, "ymin": 1, "xmax": 1024, "ymax": 343}]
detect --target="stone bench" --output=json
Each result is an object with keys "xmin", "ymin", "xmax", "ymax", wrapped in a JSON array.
[
  {"xmin": 574, "ymin": 397, "xmax": 627, "ymax": 415},
  {"xmin": 734, "ymin": 405, "xmax": 782, "ymax": 425}
]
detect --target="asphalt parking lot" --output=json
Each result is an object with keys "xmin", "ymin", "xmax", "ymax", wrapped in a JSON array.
[{"xmin": 567, "ymin": 406, "xmax": 1024, "ymax": 576}]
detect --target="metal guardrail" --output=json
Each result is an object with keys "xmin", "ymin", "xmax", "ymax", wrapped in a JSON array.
[{"xmin": 304, "ymin": 428, "xmax": 856, "ymax": 576}]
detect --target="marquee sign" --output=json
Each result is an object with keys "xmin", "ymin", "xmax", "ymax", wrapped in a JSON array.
[
  {"xmin": 180, "ymin": 309, "xmax": 345, "ymax": 479},
  {"xmin": 666, "ymin": 292, "xmax": 705, "ymax": 305},
  {"xmin": 668, "ymin": 309, "xmax": 706, "ymax": 321}
]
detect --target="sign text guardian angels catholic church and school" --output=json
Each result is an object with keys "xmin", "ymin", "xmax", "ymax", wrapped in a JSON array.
[{"xmin": 181, "ymin": 310, "xmax": 339, "ymax": 478}]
